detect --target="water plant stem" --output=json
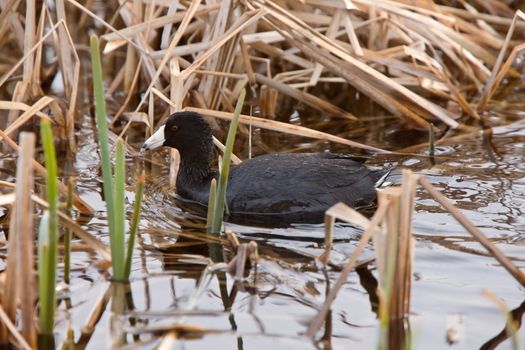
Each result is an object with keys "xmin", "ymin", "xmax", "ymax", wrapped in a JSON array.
[
  {"xmin": 210, "ymin": 89, "xmax": 246, "ymax": 234},
  {"xmin": 124, "ymin": 173, "xmax": 145, "ymax": 278},
  {"xmin": 206, "ymin": 178, "xmax": 217, "ymax": 235},
  {"xmin": 90, "ymin": 34, "xmax": 117, "ymax": 267},
  {"xmin": 39, "ymin": 120, "xmax": 59, "ymax": 335},
  {"xmin": 113, "ymin": 139, "xmax": 126, "ymax": 280}
]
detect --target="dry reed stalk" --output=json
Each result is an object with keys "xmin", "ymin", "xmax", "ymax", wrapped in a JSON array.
[
  {"xmin": 147, "ymin": 89, "xmax": 155, "ymax": 136},
  {"xmin": 418, "ymin": 176, "xmax": 525, "ymax": 287},
  {"xmin": 374, "ymin": 170, "xmax": 417, "ymax": 322},
  {"xmin": 318, "ymin": 202, "xmax": 373, "ymax": 264},
  {"xmin": 22, "ymin": 0, "xmax": 35, "ymax": 84},
  {"xmin": 150, "ymin": 42, "xmax": 212, "ymax": 59},
  {"xmin": 250, "ymin": 41, "xmax": 314, "ymax": 69},
  {"xmin": 158, "ymin": 332, "xmax": 178, "ymax": 350},
  {"xmin": 65, "ymin": 0, "xmax": 145, "ymax": 53},
  {"xmin": 185, "ymin": 107, "xmax": 388, "ymax": 153},
  {"xmin": 56, "ymin": 0, "xmax": 74, "ymax": 95},
  {"xmin": 255, "ymin": 73, "xmax": 357, "ymax": 120},
  {"xmin": 477, "ymin": 10, "xmax": 525, "ymax": 110},
  {"xmin": 199, "ymin": 0, "xmax": 233, "ymax": 106},
  {"xmin": 133, "ymin": 0, "xmax": 202, "ymax": 113},
  {"xmin": 0, "ymin": 188, "xmax": 110, "ymax": 262},
  {"xmin": 179, "ymin": 9, "xmax": 266, "ymax": 80},
  {"xmin": 101, "ymin": 3, "xmax": 221, "ymax": 43},
  {"xmin": 342, "ymin": 11, "xmax": 364, "ymax": 56},
  {"xmin": 309, "ymin": 8, "xmax": 342, "ymax": 86},
  {"xmin": 239, "ymin": 39, "xmax": 256, "ymax": 84},
  {"xmin": 0, "ymin": 0, "xmax": 22, "ymax": 43},
  {"xmin": 307, "ymin": 200, "xmax": 390, "ymax": 337},
  {"xmin": 226, "ymin": 239, "xmax": 258, "ymax": 282},
  {"xmin": 7, "ymin": 82, "xmax": 29, "ymax": 131},
  {"xmin": 111, "ymin": 57, "xmax": 144, "ymax": 125},
  {"xmin": 1, "ymin": 133, "xmax": 36, "ymax": 347},
  {"xmin": 357, "ymin": 0, "xmax": 496, "ymax": 64},
  {"xmin": 0, "ymin": 129, "xmax": 93, "ymax": 213},
  {"xmin": 0, "ymin": 305, "xmax": 31, "ymax": 350},
  {"xmin": 0, "ymin": 19, "xmax": 65, "ymax": 88},
  {"xmin": 490, "ymin": 42, "xmax": 525, "ymax": 102},
  {"xmin": 311, "ymin": 170, "xmax": 418, "ymax": 338},
  {"xmin": 31, "ymin": 3, "xmax": 46, "ymax": 91},
  {"xmin": 49, "ymin": 16, "xmax": 80, "ymax": 153},
  {"xmin": 2, "ymin": 96, "xmax": 53, "ymax": 136},
  {"xmin": 247, "ymin": 0, "xmax": 457, "ymax": 128},
  {"xmin": 17, "ymin": 134, "xmax": 37, "ymax": 348},
  {"xmin": 160, "ymin": 2, "xmax": 179, "ymax": 49},
  {"xmin": 169, "ymin": 59, "xmax": 183, "ymax": 188},
  {"xmin": 438, "ymin": 5, "xmax": 523, "ymax": 26},
  {"xmin": 0, "ymin": 101, "xmax": 49, "ymax": 119},
  {"xmin": 80, "ymin": 285, "xmax": 111, "ymax": 336},
  {"xmin": 123, "ymin": 0, "xmax": 142, "ymax": 93},
  {"xmin": 212, "ymin": 136, "xmax": 242, "ymax": 164}
]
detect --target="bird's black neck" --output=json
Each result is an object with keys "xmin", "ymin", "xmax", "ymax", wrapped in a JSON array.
[{"xmin": 176, "ymin": 141, "xmax": 215, "ymax": 198}]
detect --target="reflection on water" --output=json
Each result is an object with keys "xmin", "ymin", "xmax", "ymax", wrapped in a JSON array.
[{"xmin": 1, "ymin": 100, "xmax": 525, "ymax": 349}]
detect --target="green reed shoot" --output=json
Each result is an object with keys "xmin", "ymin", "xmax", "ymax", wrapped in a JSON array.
[
  {"xmin": 124, "ymin": 173, "xmax": 145, "ymax": 277},
  {"xmin": 209, "ymin": 89, "xmax": 246, "ymax": 234},
  {"xmin": 91, "ymin": 35, "xmax": 144, "ymax": 282},
  {"xmin": 113, "ymin": 139, "xmax": 126, "ymax": 279},
  {"xmin": 39, "ymin": 120, "xmax": 59, "ymax": 335},
  {"xmin": 206, "ymin": 178, "xmax": 217, "ymax": 234},
  {"xmin": 64, "ymin": 178, "xmax": 74, "ymax": 284},
  {"xmin": 90, "ymin": 35, "xmax": 116, "ymax": 250}
]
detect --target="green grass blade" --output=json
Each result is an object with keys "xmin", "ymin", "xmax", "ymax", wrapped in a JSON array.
[
  {"xmin": 206, "ymin": 178, "xmax": 217, "ymax": 234},
  {"xmin": 211, "ymin": 89, "xmax": 246, "ymax": 233},
  {"xmin": 39, "ymin": 119, "xmax": 59, "ymax": 335},
  {"xmin": 113, "ymin": 138, "xmax": 126, "ymax": 281},
  {"xmin": 38, "ymin": 212, "xmax": 54, "ymax": 335},
  {"xmin": 90, "ymin": 35, "xmax": 117, "ymax": 263},
  {"xmin": 124, "ymin": 173, "xmax": 145, "ymax": 278}
]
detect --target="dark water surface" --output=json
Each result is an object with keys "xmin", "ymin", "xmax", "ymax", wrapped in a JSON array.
[{"xmin": 1, "ymin": 95, "xmax": 525, "ymax": 349}]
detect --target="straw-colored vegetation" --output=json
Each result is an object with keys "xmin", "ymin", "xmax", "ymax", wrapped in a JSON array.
[{"xmin": 0, "ymin": 0, "xmax": 524, "ymax": 348}]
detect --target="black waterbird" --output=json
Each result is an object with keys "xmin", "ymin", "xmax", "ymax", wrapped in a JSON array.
[{"xmin": 142, "ymin": 112, "xmax": 390, "ymax": 224}]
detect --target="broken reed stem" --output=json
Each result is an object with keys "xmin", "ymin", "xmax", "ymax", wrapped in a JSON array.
[
  {"xmin": 376, "ymin": 171, "xmax": 417, "ymax": 326},
  {"xmin": 0, "ymin": 305, "xmax": 31, "ymax": 350},
  {"xmin": 18, "ymin": 133, "xmax": 37, "ymax": 347},
  {"xmin": 307, "ymin": 200, "xmax": 390, "ymax": 337},
  {"xmin": 398, "ymin": 171, "xmax": 418, "ymax": 316},
  {"xmin": 3, "ymin": 133, "xmax": 37, "ymax": 347},
  {"xmin": 418, "ymin": 176, "xmax": 525, "ymax": 287}
]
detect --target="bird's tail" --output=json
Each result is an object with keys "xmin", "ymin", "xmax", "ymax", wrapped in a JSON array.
[{"xmin": 374, "ymin": 167, "xmax": 396, "ymax": 188}]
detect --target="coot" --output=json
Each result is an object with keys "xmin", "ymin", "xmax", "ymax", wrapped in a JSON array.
[{"xmin": 142, "ymin": 112, "xmax": 390, "ymax": 224}]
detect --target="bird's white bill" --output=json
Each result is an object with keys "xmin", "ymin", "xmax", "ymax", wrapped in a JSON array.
[{"xmin": 142, "ymin": 125, "xmax": 166, "ymax": 150}]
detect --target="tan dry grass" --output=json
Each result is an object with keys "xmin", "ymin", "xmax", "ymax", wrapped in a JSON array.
[{"xmin": 0, "ymin": 1, "xmax": 524, "ymax": 346}]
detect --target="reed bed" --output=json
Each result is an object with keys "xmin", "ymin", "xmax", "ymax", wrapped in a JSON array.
[{"xmin": 0, "ymin": 0, "xmax": 524, "ymax": 348}]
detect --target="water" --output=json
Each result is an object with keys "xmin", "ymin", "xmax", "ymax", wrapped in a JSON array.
[{"xmin": 1, "ymin": 97, "xmax": 525, "ymax": 349}]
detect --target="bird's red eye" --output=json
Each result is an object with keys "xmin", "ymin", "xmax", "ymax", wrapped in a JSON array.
[{"xmin": 171, "ymin": 125, "xmax": 179, "ymax": 132}]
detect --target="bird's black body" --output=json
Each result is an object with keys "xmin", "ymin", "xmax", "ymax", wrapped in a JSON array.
[{"xmin": 143, "ymin": 112, "xmax": 389, "ymax": 224}]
